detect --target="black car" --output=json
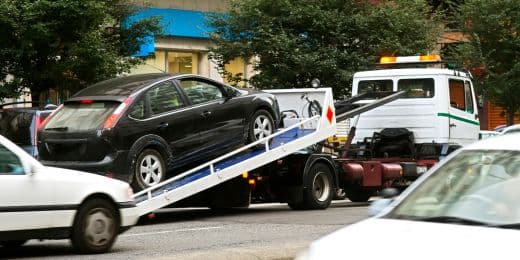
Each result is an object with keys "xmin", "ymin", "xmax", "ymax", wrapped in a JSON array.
[
  {"xmin": 37, "ymin": 74, "xmax": 279, "ymax": 190},
  {"xmin": 0, "ymin": 102, "xmax": 56, "ymax": 158}
]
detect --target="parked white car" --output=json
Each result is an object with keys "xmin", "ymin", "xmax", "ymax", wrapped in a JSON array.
[
  {"xmin": 299, "ymin": 133, "xmax": 520, "ymax": 260},
  {"xmin": 0, "ymin": 135, "xmax": 139, "ymax": 254}
]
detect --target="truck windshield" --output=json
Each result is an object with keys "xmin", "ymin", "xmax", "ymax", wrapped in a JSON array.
[
  {"xmin": 387, "ymin": 150, "xmax": 520, "ymax": 227},
  {"xmin": 357, "ymin": 80, "xmax": 393, "ymax": 94}
]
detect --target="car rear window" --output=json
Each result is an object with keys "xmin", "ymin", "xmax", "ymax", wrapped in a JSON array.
[
  {"xmin": 0, "ymin": 110, "xmax": 33, "ymax": 145},
  {"xmin": 44, "ymin": 101, "xmax": 119, "ymax": 131}
]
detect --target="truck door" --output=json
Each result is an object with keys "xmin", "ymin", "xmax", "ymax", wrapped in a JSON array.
[{"xmin": 447, "ymin": 79, "xmax": 480, "ymax": 145}]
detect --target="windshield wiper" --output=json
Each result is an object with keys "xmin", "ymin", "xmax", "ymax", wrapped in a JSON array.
[
  {"xmin": 416, "ymin": 216, "xmax": 490, "ymax": 226},
  {"xmin": 45, "ymin": 127, "xmax": 68, "ymax": 131}
]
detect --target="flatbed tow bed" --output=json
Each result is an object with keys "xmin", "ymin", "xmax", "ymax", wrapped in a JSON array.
[{"xmin": 133, "ymin": 88, "xmax": 406, "ymax": 215}]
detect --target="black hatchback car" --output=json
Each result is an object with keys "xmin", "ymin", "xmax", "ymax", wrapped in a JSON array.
[{"xmin": 38, "ymin": 74, "xmax": 279, "ymax": 190}]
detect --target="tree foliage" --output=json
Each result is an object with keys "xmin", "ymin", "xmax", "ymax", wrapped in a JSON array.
[
  {"xmin": 0, "ymin": 0, "xmax": 161, "ymax": 101},
  {"xmin": 208, "ymin": 0, "xmax": 441, "ymax": 97},
  {"xmin": 454, "ymin": 0, "xmax": 520, "ymax": 125}
]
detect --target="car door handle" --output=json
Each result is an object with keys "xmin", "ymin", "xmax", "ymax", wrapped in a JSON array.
[
  {"xmin": 449, "ymin": 123, "xmax": 457, "ymax": 127},
  {"xmin": 201, "ymin": 111, "xmax": 212, "ymax": 117},
  {"xmin": 158, "ymin": 122, "xmax": 169, "ymax": 129}
]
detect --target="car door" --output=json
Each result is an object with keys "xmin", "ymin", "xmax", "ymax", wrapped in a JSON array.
[
  {"xmin": 125, "ymin": 80, "xmax": 200, "ymax": 160},
  {"xmin": 448, "ymin": 78, "xmax": 480, "ymax": 145},
  {"xmin": 0, "ymin": 143, "xmax": 55, "ymax": 232},
  {"xmin": 175, "ymin": 78, "xmax": 244, "ymax": 157}
]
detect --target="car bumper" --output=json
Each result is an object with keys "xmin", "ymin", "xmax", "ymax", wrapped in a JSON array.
[
  {"xmin": 40, "ymin": 151, "xmax": 130, "ymax": 181},
  {"xmin": 118, "ymin": 202, "xmax": 140, "ymax": 232}
]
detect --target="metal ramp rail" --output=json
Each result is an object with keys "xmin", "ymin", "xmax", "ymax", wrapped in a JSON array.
[{"xmin": 133, "ymin": 88, "xmax": 337, "ymax": 216}]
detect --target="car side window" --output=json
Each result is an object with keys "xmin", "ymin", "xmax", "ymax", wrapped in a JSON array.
[
  {"xmin": 147, "ymin": 81, "xmax": 185, "ymax": 115},
  {"xmin": 0, "ymin": 144, "xmax": 24, "ymax": 175},
  {"xmin": 128, "ymin": 97, "xmax": 146, "ymax": 119},
  {"xmin": 179, "ymin": 80, "xmax": 223, "ymax": 105}
]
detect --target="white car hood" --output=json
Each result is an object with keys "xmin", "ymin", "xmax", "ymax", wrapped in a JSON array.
[{"xmin": 307, "ymin": 218, "xmax": 519, "ymax": 260}]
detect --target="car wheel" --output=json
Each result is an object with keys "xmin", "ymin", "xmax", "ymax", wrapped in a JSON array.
[
  {"xmin": 0, "ymin": 240, "xmax": 27, "ymax": 248},
  {"xmin": 134, "ymin": 149, "xmax": 166, "ymax": 190},
  {"xmin": 248, "ymin": 109, "xmax": 275, "ymax": 146},
  {"xmin": 71, "ymin": 199, "xmax": 119, "ymax": 254},
  {"xmin": 302, "ymin": 163, "xmax": 333, "ymax": 210}
]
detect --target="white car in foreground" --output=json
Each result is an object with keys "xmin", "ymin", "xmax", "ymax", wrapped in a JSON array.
[
  {"xmin": 0, "ymin": 135, "xmax": 139, "ymax": 254},
  {"xmin": 299, "ymin": 133, "xmax": 520, "ymax": 260}
]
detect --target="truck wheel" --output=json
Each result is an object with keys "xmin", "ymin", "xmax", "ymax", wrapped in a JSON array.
[
  {"xmin": 302, "ymin": 163, "xmax": 333, "ymax": 209},
  {"xmin": 347, "ymin": 189, "xmax": 371, "ymax": 202},
  {"xmin": 71, "ymin": 199, "xmax": 119, "ymax": 254},
  {"xmin": 248, "ymin": 109, "xmax": 274, "ymax": 147},
  {"xmin": 133, "ymin": 149, "xmax": 166, "ymax": 191}
]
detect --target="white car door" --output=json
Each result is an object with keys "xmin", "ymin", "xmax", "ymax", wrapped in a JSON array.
[{"xmin": 0, "ymin": 142, "xmax": 56, "ymax": 232}]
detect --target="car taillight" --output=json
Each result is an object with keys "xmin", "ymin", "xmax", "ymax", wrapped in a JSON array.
[
  {"xmin": 38, "ymin": 104, "xmax": 63, "ymax": 131},
  {"xmin": 103, "ymin": 97, "xmax": 133, "ymax": 129}
]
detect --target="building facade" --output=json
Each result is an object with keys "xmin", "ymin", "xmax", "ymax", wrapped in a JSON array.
[{"xmin": 129, "ymin": 0, "xmax": 253, "ymax": 86}]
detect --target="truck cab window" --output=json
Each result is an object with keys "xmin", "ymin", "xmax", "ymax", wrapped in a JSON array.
[
  {"xmin": 449, "ymin": 79, "xmax": 466, "ymax": 111},
  {"xmin": 397, "ymin": 78, "xmax": 434, "ymax": 98},
  {"xmin": 464, "ymin": 81, "xmax": 474, "ymax": 114},
  {"xmin": 357, "ymin": 80, "xmax": 393, "ymax": 94}
]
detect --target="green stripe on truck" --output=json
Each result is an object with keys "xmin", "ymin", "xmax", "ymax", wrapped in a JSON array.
[{"xmin": 437, "ymin": 112, "xmax": 480, "ymax": 126}]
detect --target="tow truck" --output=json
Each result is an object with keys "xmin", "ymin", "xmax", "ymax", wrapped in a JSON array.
[{"xmin": 133, "ymin": 55, "xmax": 480, "ymax": 214}]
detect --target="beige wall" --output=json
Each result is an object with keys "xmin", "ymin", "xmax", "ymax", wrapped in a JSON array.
[{"xmin": 147, "ymin": 0, "xmax": 228, "ymax": 12}]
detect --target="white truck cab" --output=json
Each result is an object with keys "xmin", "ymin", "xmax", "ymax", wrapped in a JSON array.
[{"xmin": 351, "ymin": 55, "xmax": 480, "ymax": 148}]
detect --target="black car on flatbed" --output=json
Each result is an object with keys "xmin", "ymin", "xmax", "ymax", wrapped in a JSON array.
[{"xmin": 37, "ymin": 73, "xmax": 279, "ymax": 190}]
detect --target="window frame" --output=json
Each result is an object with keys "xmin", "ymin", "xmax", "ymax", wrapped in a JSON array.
[{"xmin": 176, "ymin": 78, "xmax": 226, "ymax": 106}]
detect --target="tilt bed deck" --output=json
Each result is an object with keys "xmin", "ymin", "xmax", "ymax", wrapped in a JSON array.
[{"xmin": 133, "ymin": 88, "xmax": 337, "ymax": 215}]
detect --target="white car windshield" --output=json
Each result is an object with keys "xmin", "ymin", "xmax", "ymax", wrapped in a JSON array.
[{"xmin": 387, "ymin": 150, "xmax": 520, "ymax": 227}]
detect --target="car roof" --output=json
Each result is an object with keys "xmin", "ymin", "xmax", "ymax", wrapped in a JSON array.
[
  {"xmin": 71, "ymin": 73, "xmax": 176, "ymax": 98},
  {"xmin": 502, "ymin": 124, "xmax": 520, "ymax": 134},
  {"xmin": 354, "ymin": 68, "xmax": 471, "ymax": 78},
  {"xmin": 464, "ymin": 133, "xmax": 520, "ymax": 151}
]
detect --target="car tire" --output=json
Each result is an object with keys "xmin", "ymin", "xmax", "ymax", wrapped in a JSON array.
[
  {"xmin": 302, "ymin": 163, "xmax": 333, "ymax": 210},
  {"xmin": 133, "ymin": 149, "xmax": 166, "ymax": 191},
  {"xmin": 248, "ymin": 109, "xmax": 275, "ymax": 148},
  {"xmin": 71, "ymin": 199, "xmax": 119, "ymax": 254},
  {"xmin": 0, "ymin": 240, "xmax": 27, "ymax": 248}
]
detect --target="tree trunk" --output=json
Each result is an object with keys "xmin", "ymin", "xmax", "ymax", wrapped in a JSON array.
[
  {"xmin": 507, "ymin": 110, "xmax": 515, "ymax": 126},
  {"xmin": 31, "ymin": 89, "xmax": 41, "ymax": 108}
]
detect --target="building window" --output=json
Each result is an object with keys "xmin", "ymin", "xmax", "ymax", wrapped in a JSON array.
[{"xmin": 168, "ymin": 52, "xmax": 198, "ymax": 74}]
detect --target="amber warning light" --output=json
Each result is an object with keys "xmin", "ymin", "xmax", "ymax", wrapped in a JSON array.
[{"xmin": 380, "ymin": 55, "xmax": 441, "ymax": 64}]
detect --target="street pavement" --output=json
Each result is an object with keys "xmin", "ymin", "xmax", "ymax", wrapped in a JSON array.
[{"xmin": 1, "ymin": 200, "xmax": 372, "ymax": 259}]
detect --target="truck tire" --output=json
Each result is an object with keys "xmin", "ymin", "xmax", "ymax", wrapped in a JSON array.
[
  {"xmin": 71, "ymin": 198, "xmax": 119, "ymax": 254},
  {"xmin": 347, "ymin": 189, "xmax": 371, "ymax": 202},
  {"xmin": 302, "ymin": 162, "xmax": 333, "ymax": 209}
]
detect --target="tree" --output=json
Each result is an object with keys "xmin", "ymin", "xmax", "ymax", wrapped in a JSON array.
[
  {"xmin": 454, "ymin": 0, "xmax": 520, "ymax": 125},
  {"xmin": 0, "ymin": 0, "xmax": 161, "ymax": 102},
  {"xmin": 208, "ymin": 0, "xmax": 441, "ymax": 97}
]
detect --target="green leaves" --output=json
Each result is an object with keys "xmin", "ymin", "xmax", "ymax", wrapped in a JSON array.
[
  {"xmin": 456, "ymin": 0, "xmax": 520, "ymax": 125},
  {"xmin": 0, "ymin": 0, "xmax": 161, "ymax": 100},
  {"xmin": 209, "ymin": 0, "xmax": 440, "ymax": 97}
]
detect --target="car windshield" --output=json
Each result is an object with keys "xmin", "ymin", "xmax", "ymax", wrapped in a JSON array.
[
  {"xmin": 44, "ymin": 101, "xmax": 119, "ymax": 131},
  {"xmin": 387, "ymin": 150, "xmax": 520, "ymax": 227}
]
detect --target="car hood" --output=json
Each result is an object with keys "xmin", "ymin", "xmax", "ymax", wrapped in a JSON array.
[
  {"xmin": 304, "ymin": 218, "xmax": 519, "ymax": 260},
  {"xmin": 44, "ymin": 166, "xmax": 130, "ymax": 191}
]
